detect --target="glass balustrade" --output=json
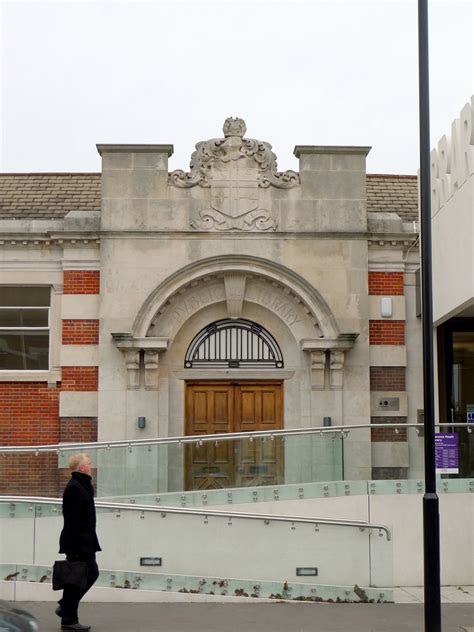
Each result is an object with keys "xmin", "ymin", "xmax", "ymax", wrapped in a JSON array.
[
  {"xmin": 55, "ymin": 431, "xmax": 343, "ymax": 499},
  {"xmin": 0, "ymin": 499, "xmax": 393, "ymax": 600},
  {"xmin": 0, "ymin": 424, "xmax": 472, "ymax": 501}
]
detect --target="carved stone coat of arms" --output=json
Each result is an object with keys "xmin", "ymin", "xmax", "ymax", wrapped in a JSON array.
[{"xmin": 169, "ymin": 118, "xmax": 300, "ymax": 232}]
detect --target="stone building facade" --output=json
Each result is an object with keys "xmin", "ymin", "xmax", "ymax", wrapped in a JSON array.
[{"xmin": 0, "ymin": 118, "xmax": 422, "ymax": 494}]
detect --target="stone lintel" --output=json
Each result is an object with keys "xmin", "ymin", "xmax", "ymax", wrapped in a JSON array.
[
  {"xmin": 294, "ymin": 145, "xmax": 371, "ymax": 158},
  {"xmin": 96, "ymin": 144, "xmax": 174, "ymax": 157}
]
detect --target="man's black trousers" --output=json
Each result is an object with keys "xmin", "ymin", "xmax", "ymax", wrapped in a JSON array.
[{"xmin": 58, "ymin": 553, "xmax": 99, "ymax": 625}]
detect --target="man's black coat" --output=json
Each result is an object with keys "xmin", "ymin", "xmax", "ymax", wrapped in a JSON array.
[{"xmin": 59, "ymin": 471, "xmax": 101, "ymax": 555}]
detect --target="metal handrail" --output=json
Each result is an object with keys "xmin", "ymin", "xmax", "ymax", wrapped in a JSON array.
[
  {"xmin": 0, "ymin": 495, "xmax": 392, "ymax": 541},
  {"xmin": 0, "ymin": 422, "xmax": 471, "ymax": 454}
]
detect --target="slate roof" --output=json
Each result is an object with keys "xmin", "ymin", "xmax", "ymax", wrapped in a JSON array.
[
  {"xmin": 0, "ymin": 172, "xmax": 419, "ymax": 222},
  {"xmin": 366, "ymin": 174, "xmax": 418, "ymax": 222},
  {"xmin": 0, "ymin": 174, "xmax": 101, "ymax": 219}
]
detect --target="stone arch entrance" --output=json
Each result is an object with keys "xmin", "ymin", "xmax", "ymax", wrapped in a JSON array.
[{"xmin": 112, "ymin": 255, "xmax": 358, "ymax": 443}]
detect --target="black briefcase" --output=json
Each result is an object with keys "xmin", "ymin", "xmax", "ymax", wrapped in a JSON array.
[{"xmin": 52, "ymin": 560, "xmax": 88, "ymax": 591}]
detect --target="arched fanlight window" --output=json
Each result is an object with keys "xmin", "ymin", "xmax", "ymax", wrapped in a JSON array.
[{"xmin": 184, "ymin": 319, "xmax": 284, "ymax": 369}]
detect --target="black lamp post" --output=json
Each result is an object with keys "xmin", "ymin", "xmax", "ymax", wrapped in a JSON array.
[{"xmin": 417, "ymin": 1, "xmax": 442, "ymax": 630}]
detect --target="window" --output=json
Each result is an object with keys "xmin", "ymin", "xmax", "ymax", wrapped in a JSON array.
[
  {"xmin": 0, "ymin": 287, "xmax": 50, "ymax": 370},
  {"xmin": 184, "ymin": 319, "xmax": 284, "ymax": 369}
]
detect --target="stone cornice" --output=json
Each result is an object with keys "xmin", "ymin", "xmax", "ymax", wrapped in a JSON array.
[
  {"xmin": 300, "ymin": 333, "xmax": 359, "ymax": 352},
  {"xmin": 111, "ymin": 334, "xmax": 168, "ymax": 351},
  {"xmin": 294, "ymin": 145, "xmax": 371, "ymax": 158},
  {"xmin": 96, "ymin": 144, "xmax": 174, "ymax": 156}
]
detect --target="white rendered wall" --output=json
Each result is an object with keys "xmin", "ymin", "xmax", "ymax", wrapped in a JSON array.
[
  {"xmin": 1, "ymin": 493, "xmax": 472, "ymax": 587},
  {"xmin": 432, "ymin": 176, "xmax": 474, "ymax": 324}
]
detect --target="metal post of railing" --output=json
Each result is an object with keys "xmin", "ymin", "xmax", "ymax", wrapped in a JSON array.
[{"xmin": 417, "ymin": 1, "xmax": 441, "ymax": 630}]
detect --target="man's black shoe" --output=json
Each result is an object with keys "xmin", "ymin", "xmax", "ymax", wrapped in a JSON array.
[
  {"xmin": 55, "ymin": 606, "xmax": 63, "ymax": 618},
  {"xmin": 61, "ymin": 624, "xmax": 91, "ymax": 631}
]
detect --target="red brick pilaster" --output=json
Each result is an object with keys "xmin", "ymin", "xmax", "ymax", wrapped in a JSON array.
[
  {"xmin": 369, "ymin": 367, "xmax": 406, "ymax": 391},
  {"xmin": 62, "ymin": 320, "xmax": 99, "ymax": 344},
  {"xmin": 64, "ymin": 270, "xmax": 100, "ymax": 294},
  {"xmin": 61, "ymin": 367, "xmax": 99, "ymax": 391},
  {"xmin": 369, "ymin": 320, "xmax": 405, "ymax": 345},
  {"xmin": 371, "ymin": 416, "xmax": 407, "ymax": 442},
  {"xmin": 368, "ymin": 272, "xmax": 404, "ymax": 295}
]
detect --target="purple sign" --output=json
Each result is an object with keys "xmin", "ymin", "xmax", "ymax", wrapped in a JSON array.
[{"xmin": 435, "ymin": 433, "xmax": 459, "ymax": 474}]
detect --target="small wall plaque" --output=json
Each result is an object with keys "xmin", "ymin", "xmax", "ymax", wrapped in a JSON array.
[
  {"xmin": 140, "ymin": 557, "xmax": 162, "ymax": 566},
  {"xmin": 296, "ymin": 567, "xmax": 318, "ymax": 576}
]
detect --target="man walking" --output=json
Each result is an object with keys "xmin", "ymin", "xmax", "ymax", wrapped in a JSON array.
[{"xmin": 57, "ymin": 453, "xmax": 101, "ymax": 631}]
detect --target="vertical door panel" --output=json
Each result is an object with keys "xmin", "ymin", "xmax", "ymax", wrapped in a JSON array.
[
  {"xmin": 234, "ymin": 383, "xmax": 283, "ymax": 487},
  {"xmin": 186, "ymin": 381, "xmax": 283, "ymax": 490},
  {"xmin": 185, "ymin": 383, "xmax": 233, "ymax": 490}
]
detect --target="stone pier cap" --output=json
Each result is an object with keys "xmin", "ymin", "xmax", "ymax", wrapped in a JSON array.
[{"xmin": 96, "ymin": 144, "xmax": 174, "ymax": 156}]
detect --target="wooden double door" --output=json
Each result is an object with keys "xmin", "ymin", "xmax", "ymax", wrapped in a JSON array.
[{"xmin": 185, "ymin": 381, "xmax": 283, "ymax": 490}]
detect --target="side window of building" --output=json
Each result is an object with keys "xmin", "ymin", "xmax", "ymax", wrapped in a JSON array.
[{"xmin": 0, "ymin": 287, "xmax": 50, "ymax": 370}]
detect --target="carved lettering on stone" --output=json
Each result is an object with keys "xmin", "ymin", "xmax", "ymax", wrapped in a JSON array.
[
  {"xmin": 224, "ymin": 273, "xmax": 246, "ymax": 319},
  {"xmin": 168, "ymin": 285, "xmax": 226, "ymax": 325},
  {"xmin": 245, "ymin": 284, "xmax": 303, "ymax": 328},
  {"xmin": 170, "ymin": 118, "xmax": 299, "ymax": 232}
]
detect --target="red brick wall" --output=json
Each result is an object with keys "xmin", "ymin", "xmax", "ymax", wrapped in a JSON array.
[
  {"xmin": 61, "ymin": 367, "xmax": 99, "ymax": 392},
  {"xmin": 368, "ymin": 272, "xmax": 404, "ymax": 295},
  {"xmin": 369, "ymin": 320, "xmax": 405, "ymax": 345},
  {"xmin": 64, "ymin": 270, "xmax": 100, "ymax": 295},
  {"xmin": 371, "ymin": 416, "xmax": 407, "ymax": 442},
  {"xmin": 62, "ymin": 320, "xmax": 99, "ymax": 344},
  {"xmin": 0, "ymin": 382, "xmax": 60, "ymax": 445},
  {"xmin": 0, "ymin": 382, "xmax": 60, "ymax": 495},
  {"xmin": 369, "ymin": 367, "xmax": 406, "ymax": 391},
  {"xmin": 0, "ymin": 454, "xmax": 59, "ymax": 496},
  {"xmin": 60, "ymin": 417, "xmax": 98, "ymax": 443}
]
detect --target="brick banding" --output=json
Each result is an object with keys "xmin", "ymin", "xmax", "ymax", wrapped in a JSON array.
[
  {"xmin": 369, "ymin": 320, "xmax": 405, "ymax": 345},
  {"xmin": 368, "ymin": 272, "xmax": 404, "ymax": 296},
  {"xmin": 62, "ymin": 320, "xmax": 99, "ymax": 345},
  {"xmin": 61, "ymin": 367, "xmax": 99, "ymax": 391},
  {"xmin": 64, "ymin": 270, "xmax": 100, "ymax": 294},
  {"xmin": 371, "ymin": 416, "xmax": 407, "ymax": 442},
  {"xmin": 370, "ymin": 367, "xmax": 406, "ymax": 391}
]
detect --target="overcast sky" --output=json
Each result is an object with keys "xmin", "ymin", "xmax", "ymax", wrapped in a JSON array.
[{"xmin": 1, "ymin": 0, "xmax": 472, "ymax": 175}]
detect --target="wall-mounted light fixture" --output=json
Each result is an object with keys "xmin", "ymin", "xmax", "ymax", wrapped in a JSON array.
[
  {"xmin": 381, "ymin": 297, "xmax": 393, "ymax": 318},
  {"xmin": 323, "ymin": 416, "xmax": 332, "ymax": 427},
  {"xmin": 138, "ymin": 416, "xmax": 146, "ymax": 430}
]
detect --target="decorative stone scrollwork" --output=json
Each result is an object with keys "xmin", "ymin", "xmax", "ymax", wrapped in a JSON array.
[
  {"xmin": 170, "ymin": 118, "xmax": 299, "ymax": 232},
  {"xmin": 241, "ymin": 139, "xmax": 300, "ymax": 189},
  {"xmin": 170, "ymin": 118, "xmax": 300, "ymax": 191}
]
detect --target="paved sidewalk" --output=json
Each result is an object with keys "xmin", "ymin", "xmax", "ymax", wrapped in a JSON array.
[{"xmin": 22, "ymin": 602, "xmax": 474, "ymax": 632}]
